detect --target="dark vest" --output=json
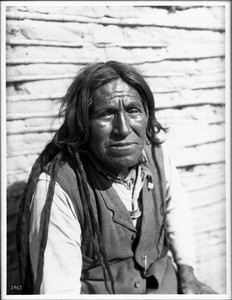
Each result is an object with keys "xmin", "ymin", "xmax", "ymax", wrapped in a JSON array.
[{"xmin": 48, "ymin": 144, "xmax": 169, "ymax": 294}]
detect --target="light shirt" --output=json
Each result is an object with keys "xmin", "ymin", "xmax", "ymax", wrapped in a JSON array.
[{"xmin": 29, "ymin": 144, "xmax": 195, "ymax": 295}]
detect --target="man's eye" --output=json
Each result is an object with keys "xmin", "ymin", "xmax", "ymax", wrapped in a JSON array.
[
  {"xmin": 99, "ymin": 112, "xmax": 113, "ymax": 119},
  {"xmin": 102, "ymin": 112, "xmax": 111, "ymax": 116},
  {"xmin": 128, "ymin": 108, "xmax": 140, "ymax": 114}
]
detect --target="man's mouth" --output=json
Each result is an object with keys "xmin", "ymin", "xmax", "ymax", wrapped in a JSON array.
[
  {"xmin": 109, "ymin": 142, "xmax": 138, "ymax": 151},
  {"xmin": 110, "ymin": 141, "xmax": 137, "ymax": 146}
]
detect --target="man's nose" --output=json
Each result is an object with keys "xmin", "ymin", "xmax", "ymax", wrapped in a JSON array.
[{"xmin": 112, "ymin": 112, "xmax": 132, "ymax": 138}]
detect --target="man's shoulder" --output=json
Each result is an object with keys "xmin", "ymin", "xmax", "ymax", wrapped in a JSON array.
[
  {"xmin": 43, "ymin": 156, "xmax": 80, "ymax": 197},
  {"xmin": 43, "ymin": 156, "xmax": 76, "ymax": 178}
]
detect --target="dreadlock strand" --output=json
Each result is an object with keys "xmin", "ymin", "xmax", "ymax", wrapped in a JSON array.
[
  {"xmin": 97, "ymin": 234, "xmax": 115, "ymax": 293},
  {"xmin": 17, "ymin": 140, "xmax": 61, "ymax": 289},
  {"xmin": 70, "ymin": 152, "xmax": 112, "ymax": 293},
  {"xmin": 151, "ymin": 145, "xmax": 167, "ymax": 258},
  {"xmin": 17, "ymin": 153, "xmax": 52, "ymax": 287},
  {"xmin": 33, "ymin": 153, "xmax": 61, "ymax": 293},
  {"xmin": 73, "ymin": 150, "xmax": 115, "ymax": 294}
]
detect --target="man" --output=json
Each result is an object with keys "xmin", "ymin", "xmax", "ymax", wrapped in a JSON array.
[{"xmin": 17, "ymin": 61, "xmax": 216, "ymax": 295}]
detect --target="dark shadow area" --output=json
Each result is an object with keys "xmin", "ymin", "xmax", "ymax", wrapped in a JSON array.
[{"xmin": 7, "ymin": 181, "xmax": 26, "ymax": 295}]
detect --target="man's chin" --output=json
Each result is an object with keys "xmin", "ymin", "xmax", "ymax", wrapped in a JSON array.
[{"xmin": 106, "ymin": 155, "xmax": 142, "ymax": 171}]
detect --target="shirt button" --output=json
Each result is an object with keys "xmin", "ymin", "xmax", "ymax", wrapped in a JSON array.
[{"xmin": 134, "ymin": 281, "xmax": 141, "ymax": 288}]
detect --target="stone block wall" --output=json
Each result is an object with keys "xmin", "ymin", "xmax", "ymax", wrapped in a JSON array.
[{"xmin": 5, "ymin": 4, "xmax": 226, "ymax": 294}]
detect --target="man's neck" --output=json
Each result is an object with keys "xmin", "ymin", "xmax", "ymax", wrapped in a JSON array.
[
  {"xmin": 97, "ymin": 162, "xmax": 130, "ymax": 179},
  {"xmin": 117, "ymin": 168, "xmax": 130, "ymax": 179}
]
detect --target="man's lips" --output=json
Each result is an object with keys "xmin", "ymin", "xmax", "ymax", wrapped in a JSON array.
[
  {"xmin": 109, "ymin": 142, "xmax": 138, "ymax": 148},
  {"xmin": 107, "ymin": 142, "xmax": 140, "ymax": 153}
]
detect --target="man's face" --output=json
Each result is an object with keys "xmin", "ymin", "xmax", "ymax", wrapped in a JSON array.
[{"xmin": 87, "ymin": 79, "xmax": 148, "ymax": 174}]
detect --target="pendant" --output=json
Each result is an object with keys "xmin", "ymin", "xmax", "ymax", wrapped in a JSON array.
[{"xmin": 129, "ymin": 207, "xmax": 142, "ymax": 219}]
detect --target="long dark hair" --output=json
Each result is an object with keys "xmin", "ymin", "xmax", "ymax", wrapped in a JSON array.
[{"xmin": 17, "ymin": 61, "xmax": 166, "ymax": 294}]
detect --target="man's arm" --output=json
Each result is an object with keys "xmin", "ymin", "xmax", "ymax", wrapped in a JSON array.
[
  {"xmin": 29, "ymin": 173, "xmax": 82, "ymax": 294},
  {"xmin": 162, "ymin": 145, "xmax": 217, "ymax": 294}
]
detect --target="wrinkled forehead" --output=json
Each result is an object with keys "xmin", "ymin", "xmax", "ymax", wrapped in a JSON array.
[{"xmin": 92, "ymin": 79, "xmax": 142, "ymax": 102}]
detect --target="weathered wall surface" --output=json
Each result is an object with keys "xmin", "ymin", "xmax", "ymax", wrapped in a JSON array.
[{"xmin": 6, "ymin": 5, "xmax": 226, "ymax": 294}]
